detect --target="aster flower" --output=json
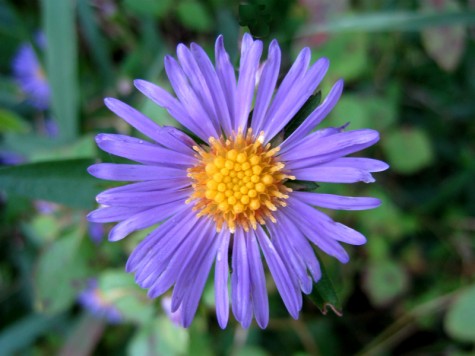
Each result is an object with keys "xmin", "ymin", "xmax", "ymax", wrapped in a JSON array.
[
  {"xmin": 88, "ymin": 34, "xmax": 388, "ymax": 328},
  {"xmin": 88, "ymin": 222, "xmax": 105, "ymax": 244},
  {"xmin": 12, "ymin": 32, "xmax": 50, "ymax": 110},
  {"xmin": 78, "ymin": 279, "xmax": 122, "ymax": 324}
]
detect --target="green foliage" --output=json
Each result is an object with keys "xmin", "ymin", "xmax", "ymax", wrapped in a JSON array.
[
  {"xmin": 315, "ymin": 32, "xmax": 368, "ymax": 82},
  {"xmin": 34, "ymin": 228, "xmax": 88, "ymax": 314},
  {"xmin": 0, "ymin": 108, "xmax": 30, "ymax": 133},
  {"xmin": 177, "ymin": 0, "xmax": 213, "ymax": 32},
  {"xmin": 128, "ymin": 317, "xmax": 190, "ymax": 355},
  {"xmin": 41, "ymin": 0, "xmax": 79, "ymax": 142},
  {"xmin": 98, "ymin": 270, "xmax": 155, "ymax": 324},
  {"xmin": 307, "ymin": 258, "xmax": 342, "ymax": 316},
  {"xmin": 1, "ymin": 0, "xmax": 475, "ymax": 354},
  {"xmin": 123, "ymin": 0, "xmax": 174, "ymax": 18},
  {"xmin": 363, "ymin": 260, "xmax": 409, "ymax": 307},
  {"xmin": 0, "ymin": 159, "xmax": 101, "ymax": 208},
  {"xmin": 445, "ymin": 284, "xmax": 475, "ymax": 343},
  {"xmin": 383, "ymin": 127, "xmax": 434, "ymax": 174}
]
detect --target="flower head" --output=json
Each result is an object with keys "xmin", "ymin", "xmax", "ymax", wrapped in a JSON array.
[
  {"xmin": 12, "ymin": 32, "xmax": 50, "ymax": 110},
  {"xmin": 88, "ymin": 34, "xmax": 388, "ymax": 329},
  {"xmin": 78, "ymin": 279, "xmax": 122, "ymax": 324}
]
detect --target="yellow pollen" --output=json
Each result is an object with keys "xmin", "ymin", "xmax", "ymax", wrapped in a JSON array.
[{"xmin": 187, "ymin": 129, "xmax": 294, "ymax": 233}]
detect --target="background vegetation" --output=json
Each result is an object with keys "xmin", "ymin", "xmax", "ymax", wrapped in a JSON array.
[{"xmin": 1, "ymin": 0, "xmax": 474, "ymax": 354}]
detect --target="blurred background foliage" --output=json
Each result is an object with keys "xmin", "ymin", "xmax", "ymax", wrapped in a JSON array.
[{"xmin": 0, "ymin": 0, "xmax": 474, "ymax": 355}]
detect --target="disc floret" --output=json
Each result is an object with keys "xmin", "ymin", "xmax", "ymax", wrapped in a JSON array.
[{"xmin": 187, "ymin": 129, "xmax": 295, "ymax": 232}]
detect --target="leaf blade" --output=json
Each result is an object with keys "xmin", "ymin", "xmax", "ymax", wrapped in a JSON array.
[{"xmin": 0, "ymin": 158, "xmax": 101, "ymax": 209}]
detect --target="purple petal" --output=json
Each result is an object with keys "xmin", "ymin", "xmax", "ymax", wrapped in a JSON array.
[
  {"xmin": 285, "ymin": 199, "xmax": 350, "ymax": 263},
  {"xmin": 282, "ymin": 129, "xmax": 379, "ymax": 162},
  {"xmin": 127, "ymin": 208, "xmax": 197, "ymax": 275},
  {"xmin": 234, "ymin": 39, "xmax": 263, "ymax": 131},
  {"xmin": 171, "ymin": 228, "xmax": 216, "ymax": 312},
  {"xmin": 241, "ymin": 33, "xmax": 254, "ymax": 54},
  {"xmin": 88, "ymin": 163, "xmax": 187, "ymax": 181},
  {"xmin": 215, "ymin": 229, "xmax": 231, "ymax": 329},
  {"xmin": 215, "ymin": 35, "xmax": 236, "ymax": 133},
  {"xmin": 146, "ymin": 218, "xmax": 213, "ymax": 298},
  {"xmin": 251, "ymin": 40, "xmax": 281, "ymax": 134},
  {"xmin": 95, "ymin": 133, "xmax": 196, "ymax": 167},
  {"xmin": 231, "ymin": 227, "xmax": 251, "ymax": 326},
  {"xmin": 108, "ymin": 199, "xmax": 186, "ymax": 241},
  {"xmin": 96, "ymin": 188, "xmax": 191, "ymax": 208},
  {"xmin": 281, "ymin": 79, "xmax": 344, "ymax": 153},
  {"xmin": 87, "ymin": 206, "xmax": 146, "ymax": 223},
  {"xmin": 164, "ymin": 55, "xmax": 219, "ymax": 139},
  {"xmin": 153, "ymin": 126, "xmax": 196, "ymax": 154},
  {"xmin": 179, "ymin": 230, "xmax": 219, "ymax": 328},
  {"xmin": 320, "ymin": 157, "xmax": 389, "ymax": 172},
  {"xmin": 291, "ymin": 196, "xmax": 367, "ymax": 245},
  {"xmin": 134, "ymin": 79, "xmax": 210, "ymax": 142},
  {"xmin": 104, "ymin": 98, "xmax": 163, "ymax": 143},
  {"xmin": 263, "ymin": 58, "xmax": 330, "ymax": 142},
  {"xmin": 276, "ymin": 211, "xmax": 322, "ymax": 282},
  {"xmin": 176, "ymin": 44, "xmax": 220, "ymax": 131},
  {"xmin": 292, "ymin": 191, "xmax": 382, "ymax": 210},
  {"xmin": 190, "ymin": 43, "xmax": 233, "ymax": 136},
  {"xmin": 292, "ymin": 166, "xmax": 375, "ymax": 184},
  {"xmin": 255, "ymin": 226, "xmax": 301, "ymax": 319},
  {"xmin": 96, "ymin": 179, "xmax": 190, "ymax": 196},
  {"xmin": 260, "ymin": 47, "xmax": 310, "ymax": 138},
  {"xmin": 246, "ymin": 231, "xmax": 269, "ymax": 328},
  {"xmin": 267, "ymin": 221, "xmax": 312, "ymax": 294}
]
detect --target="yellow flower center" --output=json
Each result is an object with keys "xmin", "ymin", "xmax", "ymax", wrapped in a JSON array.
[{"xmin": 187, "ymin": 129, "xmax": 295, "ymax": 233}]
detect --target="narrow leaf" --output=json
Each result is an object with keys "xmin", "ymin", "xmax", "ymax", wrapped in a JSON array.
[
  {"xmin": 0, "ymin": 159, "xmax": 101, "ymax": 209},
  {"xmin": 307, "ymin": 258, "xmax": 343, "ymax": 316},
  {"xmin": 0, "ymin": 108, "xmax": 30, "ymax": 133},
  {"xmin": 34, "ymin": 227, "xmax": 88, "ymax": 314},
  {"xmin": 41, "ymin": 0, "xmax": 78, "ymax": 141},
  {"xmin": 299, "ymin": 11, "xmax": 475, "ymax": 35},
  {"xmin": 0, "ymin": 314, "xmax": 65, "ymax": 354},
  {"xmin": 77, "ymin": 0, "xmax": 114, "ymax": 87},
  {"xmin": 283, "ymin": 91, "xmax": 322, "ymax": 139}
]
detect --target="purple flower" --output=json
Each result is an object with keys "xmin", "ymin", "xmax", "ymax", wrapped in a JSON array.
[
  {"xmin": 12, "ymin": 33, "xmax": 50, "ymax": 110},
  {"xmin": 88, "ymin": 222, "xmax": 105, "ymax": 244},
  {"xmin": 88, "ymin": 34, "xmax": 388, "ymax": 329},
  {"xmin": 161, "ymin": 296, "xmax": 183, "ymax": 327},
  {"xmin": 78, "ymin": 279, "xmax": 122, "ymax": 324}
]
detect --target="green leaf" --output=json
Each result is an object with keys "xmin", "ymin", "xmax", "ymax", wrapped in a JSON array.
[
  {"xmin": 0, "ymin": 159, "xmax": 101, "ymax": 209},
  {"xmin": 299, "ymin": 10, "xmax": 475, "ymax": 35},
  {"xmin": 307, "ymin": 259, "xmax": 342, "ymax": 316},
  {"xmin": 445, "ymin": 284, "xmax": 475, "ymax": 342},
  {"xmin": 23, "ymin": 214, "xmax": 61, "ymax": 244},
  {"xmin": 127, "ymin": 317, "xmax": 190, "ymax": 356},
  {"xmin": 77, "ymin": 0, "xmax": 114, "ymax": 87},
  {"xmin": 285, "ymin": 180, "xmax": 319, "ymax": 192},
  {"xmin": 176, "ymin": 0, "xmax": 213, "ymax": 32},
  {"xmin": 313, "ymin": 32, "xmax": 368, "ymax": 82},
  {"xmin": 41, "ymin": 0, "xmax": 79, "ymax": 141},
  {"xmin": 0, "ymin": 314, "xmax": 65, "ymax": 355},
  {"xmin": 283, "ymin": 91, "xmax": 322, "ymax": 139},
  {"xmin": 328, "ymin": 92, "xmax": 398, "ymax": 132},
  {"xmin": 98, "ymin": 269, "xmax": 154, "ymax": 324},
  {"xmin": 29, "ymin": 134, "xmax": 97, "ymax": 162},
  {"xmin": 0, "ymin": 109, "xmax": 30, "ymax": 133},
  {"xmin": 34, "ymin": 228, "xmax": 88, "ymax": 314},
  {"xmin": 362, "ymin": 260, "xmax": 409, "ymax": 307},
  {"xmin": 123, "ymin": 0, "xmax": 174, "ymax": 18},
  {"xmin": 382, "ymin": 127, "xmax": 434, "ymax": 174}
]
